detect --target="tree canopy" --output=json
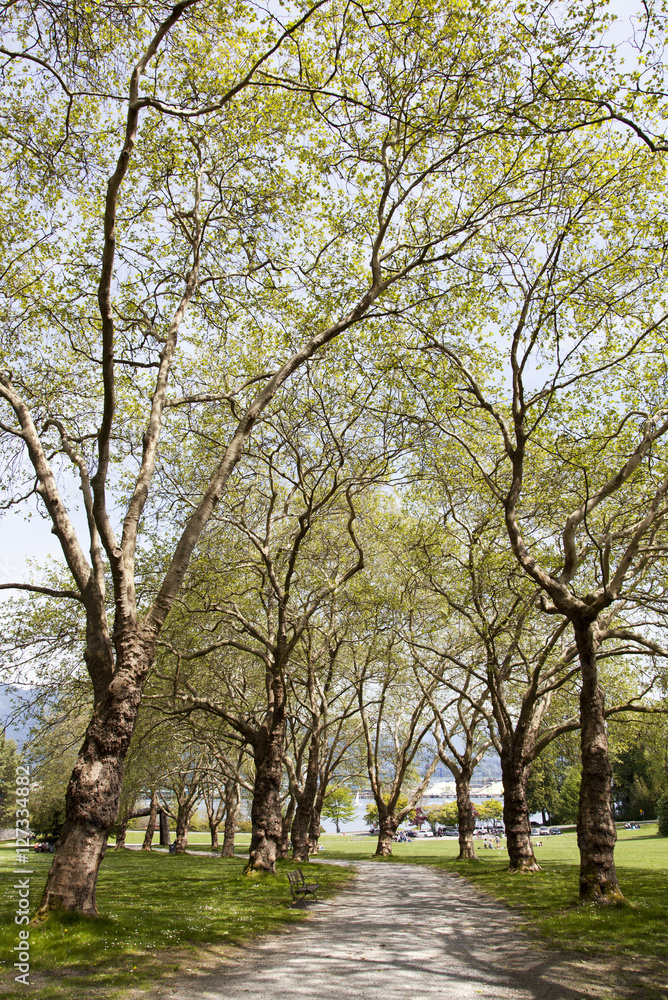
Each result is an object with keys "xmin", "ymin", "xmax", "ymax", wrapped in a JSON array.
[{"xmin": 1, "ymin": 0, "xmax": 668, "ymax": 916}]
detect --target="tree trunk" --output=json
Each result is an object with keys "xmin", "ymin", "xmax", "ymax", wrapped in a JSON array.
[
  {"xmin": 141, "ymin": 792, "xmax": 158, "ymax": 851},
  {"xmin": 210, "ymin": 823, "xmax": 219, "ymax": 851},
  {"xmin": 221, "ymin": 780, "xmax": 239, "ymax": 858},
  {"xmin": 308, "ymin": 778, "xmax": 326, "ymax": 854},
  {"xmin": 159, "ymin": 807, "xmax": 170, "ymax": 847},
  {"xmin": 277, "ymin": 795, "xmax": 295, "ymax": 859},
  {"xmin": 292, "ymin": 736, "xmax": 319, "ymax": 863},
  {"xmin": 455, "ymin": 773, "xmax": 477, "ymax": 861},
  {"xmin": 173, "ymin": 801, "xmax": 189, "ymax": 854},
  {"xmin": 114, "ymin": 815, "xmax": 129, "ymax": 850},
  {"xmin": 501, "ymin": 747, "xmax": 540, "ymax": 872},
  {"xmin": 37, "ymin": 649, "xmax": 150, "ymax": 915},
  {"xmin": 245, "ymin": 700, "xmax": 286, "ymax": 874},
  {"xmin": 374, "ymin": 812, "xmax": 398, "ymax": 857},
  {"xmin": 575, "ymin": 620, "xmax": 623, "ymax": 904},
  {"xmin": 308, "ymin": 815, "xmax": 322, "ymax": 854}
]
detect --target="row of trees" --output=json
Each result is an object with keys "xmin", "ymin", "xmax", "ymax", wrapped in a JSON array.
[
  {"xmin": 1, "ymin": 0, "xmax": 668, "ymax": 916},
  {"xmin": 6, "ymin": 375, "xmax": 667, "ymax": 891}
]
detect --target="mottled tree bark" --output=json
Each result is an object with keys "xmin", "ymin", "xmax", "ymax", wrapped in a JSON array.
[
  {"xmin": 308, "ymin": 779, "xmax": 326, "ymax": 854},
  {"xmin": 141, "ymin": 792, "xmax": 158, "ymax": 851},
  {"xmin": 374, "ymin": 810, "xmax": 398, "ymax": 856},
  {"xmin": 202, "ymin": 779, "xmax": 225, "ymax": 854},
  {"xmin": 245, "ymin": 694, "xmax": 286, "ymax": 874},
  {"xmin": 575, "ymin": 621, "xmax": 623, "ymax": 904},
  {"xmin": 501, "ymin": 747, "xmax": 540, "ymax": 872},
  {"xmin": 277, "ymin": 795, "xmax": 295, "ymax": 859},
  {"xmin": 173, "ymin": 800, "xmax": 190, "ymax": 854},
  {"xmin": 308, "ymin": 817, "xmax": 322, "ymax": 854},
  {"xmin": 292, "ymin": 736, "xmax": 319, "ymax": 863},
  {"xmin": 221, "ymin": 780, "xmax": 239, "ymax": 858},
  {"xmin": 114, "ymin": 816, "xmax": 129, "ymax": 850},
  {"xmin": 455, "ymin": 772, "xmax": 477, "ymax": 861},
  {"xmin": 37, "ymin": 645, "xmax": 151, "ymax": 915}
]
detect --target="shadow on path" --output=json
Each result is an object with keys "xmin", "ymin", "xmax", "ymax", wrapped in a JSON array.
[{"xmin": 144, "ymin": 861, "xmax": 625, "ymax": 1000}]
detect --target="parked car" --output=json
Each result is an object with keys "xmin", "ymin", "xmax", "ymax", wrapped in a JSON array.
[
  {"xmin": 548, "ymin": 827, "xmax": 562, "ymax": 835},
  {"xmin": 538, "ymin": 827, "xmax": 550, "ymax": 836},
  {"xmin": 414, "ymin": 829, "xmax": 433, "ymax": 838}
]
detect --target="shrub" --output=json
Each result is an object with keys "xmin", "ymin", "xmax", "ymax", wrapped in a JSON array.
[
  {"xmin": 188, "ymin": 814, "xmax": 209, "ymax": 833},
  {"xmin": 364, "ymin": 794, "xmax": 409, "ymax": 828},
  {"xmin": 30, "ymin": 794, "xmax": 66, "ymax": 840},
  {"xmin": 425, "ymin": 802, "xmax": 458, "ymax": 831},
  {"xmin": 552, "ymin": 766, "xmax": 581, "ymax": 824},
  {"xmin": 127, "ymin": 817, "xmax": 148, "ymax": 830},
  {"xmin": 628, "ymin": 775, "xmax": 658, "ymax": 821},
  {"xmin": 657, "ymin": 792, "xmax": 668, "ymax": 836}
]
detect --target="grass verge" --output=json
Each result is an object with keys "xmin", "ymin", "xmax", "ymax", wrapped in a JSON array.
[{"xmin": 0, "ymin": 846, "xmax": 353, "ymax": 1000}]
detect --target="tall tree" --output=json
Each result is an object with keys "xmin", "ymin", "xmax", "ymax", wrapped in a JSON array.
[
  {"xmin": 0, "ymin": 0, "xmax": 640, "ymax": 913},
  {"xmin": 0, "ymin": 0, "xmax": 351, "ymax": 912},
  {"xmin": 414, "ymin": 142, "xmax": 668, "ymax": 899},
  {"xmin": 321, "ymin": 787, "xmax": 357, "ymax": 834}
]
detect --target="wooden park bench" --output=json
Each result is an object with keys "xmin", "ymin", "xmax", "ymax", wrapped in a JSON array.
[{"xmin": 287, "ymin": 868, "xmax": 320, "ymax": 903}]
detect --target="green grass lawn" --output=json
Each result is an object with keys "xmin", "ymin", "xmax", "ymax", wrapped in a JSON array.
[
  {"xmin": 0, "ymin": 845, "xmax": 353, "ymax": 1000},
  {"xmin": 318, "ymin": 826, "xmax": 668, "ymax": 964},
  {"xmin": 2, "ymin": 828, "xmax": 665, "ymax": 999}
]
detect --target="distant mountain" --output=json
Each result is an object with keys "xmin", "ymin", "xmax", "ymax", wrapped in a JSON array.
[
  {"xmin": 0, "ymin": 685, "xmax": 34, "ymax": 746},
  {"xmin": 429, "ymin": 752, "xmax": 502, "ymax": 785}
]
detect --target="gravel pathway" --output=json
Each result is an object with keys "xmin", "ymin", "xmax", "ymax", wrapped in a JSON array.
[{"xmin": 159, "ymin": 861, "xmax": 600, "ymax": 1000}]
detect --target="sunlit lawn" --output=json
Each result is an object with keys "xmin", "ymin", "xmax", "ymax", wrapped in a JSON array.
[
  {"xmin": 2, "ymin": 827, "xmax": 665, "ymax": 998},
  {"xmin": 0, "ymin": 845, "xmax": 353, "ymax": 999}
]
